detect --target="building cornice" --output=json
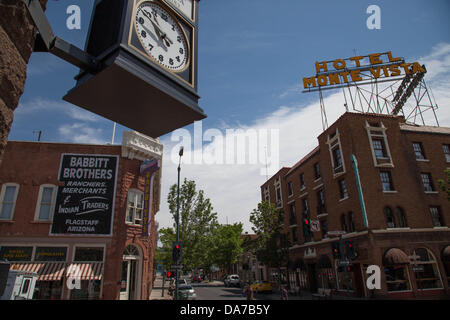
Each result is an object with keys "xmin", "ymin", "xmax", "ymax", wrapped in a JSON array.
[{"xmin": 121, "ymin": 131, "xmax": 163, "ymax": 161}]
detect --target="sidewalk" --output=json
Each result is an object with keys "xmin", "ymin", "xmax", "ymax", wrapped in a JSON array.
[{"xmin": 149, "ymin": 275, "xmax": 172, "ymax": 300}]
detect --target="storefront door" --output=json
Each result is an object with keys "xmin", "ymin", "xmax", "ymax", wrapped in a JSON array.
[{"xmin": 120, "ymin": 260, "xmax": 138, "ymax": 300}]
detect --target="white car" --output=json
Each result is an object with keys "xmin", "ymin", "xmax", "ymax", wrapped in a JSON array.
[
  {"xmin": 178, "ymin": 285, "xmax": 197, "ymax": 300},
  {"xmin": 224, "ymin": 274, "xmax": 241, "ymax": 287}
]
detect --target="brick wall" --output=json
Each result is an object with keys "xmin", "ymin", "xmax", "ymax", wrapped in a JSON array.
[{"xmin": 0, "ymin": 0, "xmax": 48, "ymax": 165}]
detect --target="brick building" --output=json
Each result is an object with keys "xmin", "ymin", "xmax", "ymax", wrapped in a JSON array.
[
  {"xmin": 261, "ymin": 112, "xmax": 450, "ymax": 299},
  {"xmin": 0, "ymin": 131, "xmax": 163, "ymax": 300}
]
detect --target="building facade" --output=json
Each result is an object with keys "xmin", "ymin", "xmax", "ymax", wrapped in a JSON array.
[
  {"xmin": 261, "ymin": 112, "xmax": 450, "ymax": 299},
  {"xmin": 0, "ymin": 131, "xmax": 163, "ymax": 300}
]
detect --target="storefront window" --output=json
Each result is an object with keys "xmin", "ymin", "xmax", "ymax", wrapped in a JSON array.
[
  {"xmin": 69, "ymin": 280, "xmax": 101, "ymax": 300},
  {"xmin": 413, "ymin": 248, "xmax": 443, "ymax": 290},
  {"xmin": 33, "ymin": 280, "xmax": 63, "ymax": 300},
  {"xmin": 335, "ymin": 260, "xmax": 354, "ymax": 291},
  {"xmin": 74, "ymin": 247, "xmax": 104, "ymax": 262},
  {"xmin": 384, "ymin": 265, "xmax": 411, "ymax": 292},
  {"xmin": 317, "ymin": 268, "xmax": 336, "ymax": 289}
]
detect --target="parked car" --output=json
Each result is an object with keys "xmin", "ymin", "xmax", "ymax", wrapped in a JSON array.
[
  {"xmin": 224, "ymin": 274, "xmax": 241, "ymax": 287},
  {"xmin": 178, "ymin": 285, "xmax": 197, "ymax": 300},
  {"xmin": 191, "ymin": 275, "xmax": 202, "ymax": 282},
  {"xmin": 250, "ymin": 281, "xmax": 273, "ymax": 293}
]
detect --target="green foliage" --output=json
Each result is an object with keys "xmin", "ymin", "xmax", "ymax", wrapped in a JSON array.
[
  {"xmin": 209, "ymin": 223, "xmax": 244, "ymax": 273},
  {"xmin": 155, "ymin": 227, "xmax": 175, "ymax": 269},
  {"xmin": 249, "ymin": 201, "xmax": 290, "ymax": 269},
  {"xmin": 166, "ymin": 178, "xmax": 219, "ymax": 271},
  {"xmin": 438, "ymin": 169, "xmax": 450, "ymax": 201}
]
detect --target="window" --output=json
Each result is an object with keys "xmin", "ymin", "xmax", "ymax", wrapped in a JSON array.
[
  {"xmin": 300, "ymin": 173, "xmax": 306, "ymax": 189},
  {"xmin": 35, "ymin": 185, "xmax": 56, "ymax": 221},
  {"xmin": 380, "ymin": 171, "xmax": 394, "ymax": 191},
  {"xmin": 320, "ymin": 219, "xmax": 328, "ymax": 238},
  {"xmin": 384, "ymin": 265, "xmax": 411, "ymax": 292},
  {"xmin": 292, "ymin": 228, "xmax": 298, "ymax": 244},
  {"xmin": 74, "ymin": 247, "xmax": 104, "ymax": 262},
  {"xmin": 289, "ymin": 203, "xmax": 297, "ymax": 226},
  {"xmin": 395, "ymin": 207, "xmax": 408, "ymax": 228},
  {"xmin": 443, "ymin": 144, "xmax": 450, "ymax": 162},
  {"xmin": 333, "ymin": 148, "xmax": 343, "ymax": 168},
  {"xmin": 430, "ymin": 206, "xmax": 445, "ymax": 227},
  {"xmin": 348, "ymin": 212, "xmax": 355, "ymax": 233},
  {"xmin": 302, "ymin": 198, "xmax": 309, "ymax": 213},
  {"xmin": 421, "ymin": 173, "xmax": 435, "ymax": 192},
  {"xmin": 385, "ymin": 207, "xmax": 395, "ymax": 228},
  {"xmin": 366, "ymin": 121, "xmax": 393, "ymax": 167},
  {"xmin": 0, "ymin": 183, "xmax": 19, "ymax": 220},
  {"xmin": 287, "ymin": 182, "xmax": 293, "ymax": 197},
  {"xmin": 317, "ymin": 189, "xmax": 326, "ymax": 214},
  {"xmin": 341, "ymin": 214, "xmax": 348, "ymax": 232},
  {"xmin": 338, "ymin": 179, "xmax": 348, "ymax": 199},
  {"xmin": 372, "ymin": 139, "xmax": 387, "ymax": 158},
  {"xmin": 126, "ymin": 189, "xmax": 144, "ymax": 225},
  {"xmin": 412, "ymin": 248, "xmax": 443, "ymax": 289},
  {"xmin": 275, "ymin": 186, "xmax": 282, "ymax": 207},
  {"xmin": 413, "ymin": 142, "xmax": 426, "ymax": 160},
  {"xmin": 314, "ymin": 163, "xmax": 321, "ymax": 180}
]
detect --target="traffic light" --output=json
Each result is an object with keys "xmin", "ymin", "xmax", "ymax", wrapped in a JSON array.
[
  {"xmin": 337, "ymin": 265, "xmax": 353, "ymax": 273},
  {"xmin": 167, "ymin": 271, "xmax": 173, "ymax": 278},
  {"xmin": 331, "ymin": 242, "xmax": 340, "ymax": 259},
  {"xmin": 344, "ymin": 240, "xmax": 357, "ymax": 260},
  {"xmin": 172, "ymin": 241, "xmax": 182, "ymax": 264},
  {"xmin": 302, "ymin": 216, "xmax": 312, "ymax": 238}
]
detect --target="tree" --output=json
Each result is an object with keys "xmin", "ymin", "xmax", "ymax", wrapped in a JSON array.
[
  {"xmin": 249, "ymin": 201, "xmax": 290, "ymax": 288},
  {"xmin": 438, "ymin": 168, "xmax": 450, "ymax": 201},
  {"xmin": 155, "ymin": 227, "xmax": 176, "ymax": 271},
  {"xmin": 167, "ymin": 178, "xmax": 219, "ymax": 271},
  {"xmin": 210, "ymin": 223, "xmax": 244, "ymax": 274}
]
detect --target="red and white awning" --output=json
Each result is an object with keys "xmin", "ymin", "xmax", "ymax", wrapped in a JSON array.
[
  {"xmin": 10, "ymin": 263, "xmax": 66, "ymax": 281},
  {"xmin": 66, "ymin": 263, "xmax": 104, "ymax": 280}
]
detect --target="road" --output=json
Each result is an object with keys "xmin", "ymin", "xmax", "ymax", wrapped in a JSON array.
[{"xmin": 192, "ymin": 284, "xmax": 278, "ymax": 300}]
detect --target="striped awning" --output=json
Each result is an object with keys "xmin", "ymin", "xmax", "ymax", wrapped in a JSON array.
[
  {"xmin": 66, "ymin": 263, "xmax": 104, "ymax": 280},
  {"xmin": 10, "ymin": 263, "xmax": 66, "ymax": 281}
]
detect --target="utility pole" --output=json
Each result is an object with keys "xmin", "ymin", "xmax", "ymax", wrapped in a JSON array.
[{"xmin": 175, "ymin": 146, "xmax": 183, "ymax": 300}]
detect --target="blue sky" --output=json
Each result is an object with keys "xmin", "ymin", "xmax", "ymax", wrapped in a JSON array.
[{"xmin": 8, "ymin": 0, "xmax": 450, "ymax": 232}]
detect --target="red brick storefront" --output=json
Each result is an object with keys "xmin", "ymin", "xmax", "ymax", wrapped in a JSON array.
[{"xmin": 0, "ymin": 131, "xmax": 162, "ymax": 300}]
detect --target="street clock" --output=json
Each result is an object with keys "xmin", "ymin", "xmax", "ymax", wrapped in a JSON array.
[{"xmin": 63, "ymin": 0, "xmax": 205, "ymax": 138}]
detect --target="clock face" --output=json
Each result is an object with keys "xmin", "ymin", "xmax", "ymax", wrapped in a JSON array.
[{"xmin": 134, "ymin": 1, "xmax": 189, "ymax": 72}]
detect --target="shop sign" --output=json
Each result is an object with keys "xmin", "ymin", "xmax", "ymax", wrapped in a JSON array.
[
  {"xmin": 304, "ymin": 248, "xmax": 317, "ymax": 259},
  {"xmin": 34, "ymin": 247, "xmax": 67, "ymax": 262},
  {"xmin": 50, "ymin": 154, "xmax": 119, "ymax": 236},
  {"xmin": 0, "ymin": 246, "xmax": 33, "ymax": 262}
]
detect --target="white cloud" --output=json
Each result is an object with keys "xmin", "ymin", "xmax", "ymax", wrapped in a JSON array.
[
  {"xmin": 155, "ymin": 43, "xmax": 450, "ymax": 234},
  {"xmin": 58, "ymin": 123, "xmax": 107, "ymax": 145}
]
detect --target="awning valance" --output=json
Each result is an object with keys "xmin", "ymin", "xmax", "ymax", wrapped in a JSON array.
[
  {"xmin": 10, "ymin": 263, "xmax": 66, "ymax": 281},
  {"xmin": 66, "ymin": 263, "xmax": 103, "ymax": 280},
  {"xmin": 383, "ymin": 248, "xmax": 410, "ymax": 265}
]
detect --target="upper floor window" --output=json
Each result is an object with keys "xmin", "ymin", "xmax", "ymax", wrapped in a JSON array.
[
  {"xmin": 395, "ymin": 207, "xmax": 408, "ymax": 228},
  {"xmin": 0, "ymin": 183, "xmax": 19, "ymax": 220},
  {"xmin": 380, "ymin": 171, "xmax": 395, "ymax": 192},
  {"xmin": 287, "ymin": 182, "xmax": 294, "ymax": 197},
  {"xmin": 429, "ymin": 206, "xmax": 445, "ymax": 227},
  {"xmin": 338, "ymin": 179, "xmax": 348, "ymax": 199},
  {"xmin": 35, "ymin": 185, "xmax": 56, "ymax": 221},
  {"xmin": 317, "ymin": 189, "xmax": 326, "ymax": 214},
  {"xmin": 372, "ymin": 139, "xmax": 388, "ymax": 159},
  {"xmin": 126, "ymin": 189, "xmax": 144, "ymax": 225},
  {"xmin": 443, "ymin": 144, "xmax": 450, "ymax": 162},
  {"xmin": 289, "ymin": 203, "xmax": 297, "ymax": 226},
  {"xmin": 341, "ymin": 214, "xmax": 348, "ymax": 232},
  {"xmin": 413, "ymin": 142, "xmax": 426, "ymax": 160},
  {"xmin": 300, "ymin": 173, "xmax": 306, "ymax": 189},
  {"xmin": 348, "ymin": 212, "xmax": 355, "ymax": 233},
  {"xmin": 384, "ymin": 207, "xmax": 395, "ymax": 228},
  {"xmin": 421, "ymin": 173, "xmax": 435, "ymax": 192},
  {"xmin": 366, "ymin": 121, "xmax": 393, "ymax": 167},
  {"xmin": 275, "ymin": 186, "xmax": 282, "ymax": 207},
  {"xmin": 314, "ymin": 163, "xmax": 321, "ymax": 180},
  {"xmin": 384, "ymin": 206, "xmax": 408, "ymax": 228},
  {"xmin": 292, "ymin": 228, "xmax": 299, "ymax": 244},
  {"xmin": 302, "ymin": 198, "xmax": 309, "ymax": 213}
]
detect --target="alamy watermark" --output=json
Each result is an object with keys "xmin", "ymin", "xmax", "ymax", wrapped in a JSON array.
[
  {"xmin": 170, "ymin": 122, "xmax": 280, "ymax": 176},
  {"xmin": 366, "ymin": 5, "xmax": 381, "ymax": 30}
]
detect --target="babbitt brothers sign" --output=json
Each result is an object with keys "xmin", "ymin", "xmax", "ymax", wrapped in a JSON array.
[{"xmin": 50, "ymin": 154, "xmax": 119, "ymax": 236}]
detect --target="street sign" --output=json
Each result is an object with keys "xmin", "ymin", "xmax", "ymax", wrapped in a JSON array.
[
  {"xmin": 412, "ymin": 265, "xmax": 424, "ymax": 272},
  {"xmin": 311, "ymin": 220, "xmax": 320, "ymax": 232},
  {"xmin": 338, "ymin": 260, "xmax": 350, "ymax": 267},
  {"xmin": 327, "ymin": 231, "xmax": 346, "ymax": 237},
  {"xmin": 171, "ymin": 265, "xmax": 183, "ymax": 270}
]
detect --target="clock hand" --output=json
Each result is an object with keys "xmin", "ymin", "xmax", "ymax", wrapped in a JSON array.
[{"xmin": 141, "ymin": 10, "xmax": 174, "ymax": 46}]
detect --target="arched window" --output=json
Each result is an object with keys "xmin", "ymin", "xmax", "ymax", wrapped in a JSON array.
[
  {"xmin": 395, "ymin": 207, "xmax": 408, "ymax": 228},
  {"xmin": 384, "ymin": 207, "xmax": 395, "ymax": 228},
  {"xmin": 383, "ymin": 248, "xmax": 411, "ymax": 292},
  {"xmin": 126, "ymin": 189, "xmax": 144, "ymax": 225},
  {"xmin": 412, "ymin": 248, "xmax": 443, "ymax": 290},
  {"xmin": 442, "ymin": 246, "xmax": 450, "ymax": 286}
]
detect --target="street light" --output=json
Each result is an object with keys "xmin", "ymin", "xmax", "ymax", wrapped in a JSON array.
[{"xmin": 175, "ymin": 146, "xmax": 183, "ymax": 300}]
